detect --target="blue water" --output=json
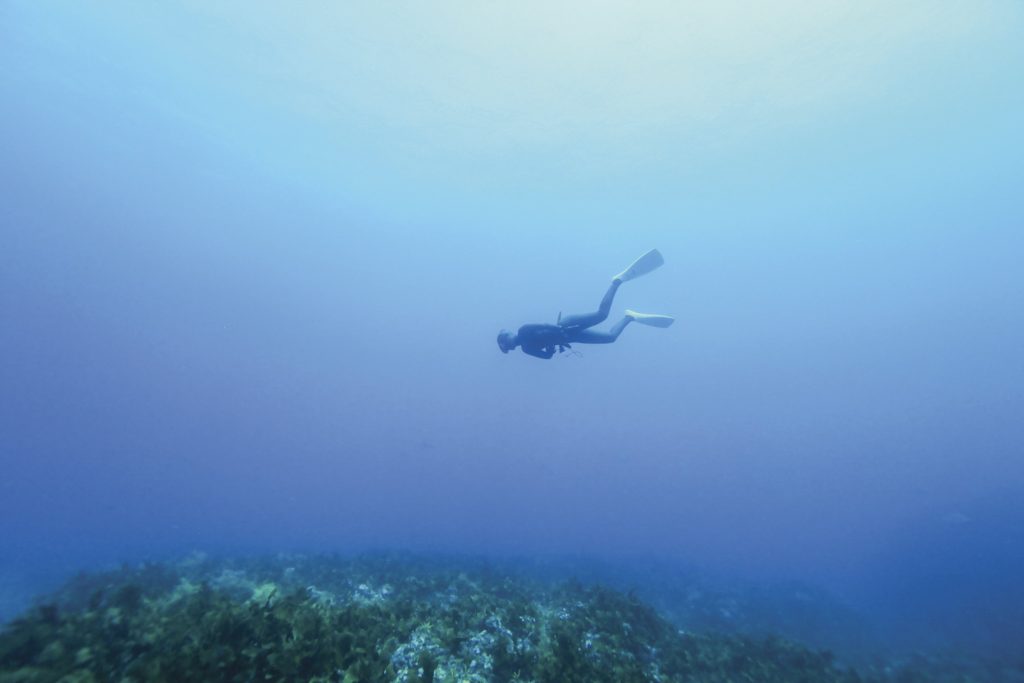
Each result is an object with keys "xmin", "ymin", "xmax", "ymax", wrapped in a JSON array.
[{"xmin": 2, "ymin": 1, "xmax": 1023, "ymax": 664}]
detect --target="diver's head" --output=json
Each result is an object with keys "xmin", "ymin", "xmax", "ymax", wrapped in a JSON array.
[{"xmin": 496, "ymin": 329, "xmax": 516, "ymax": 354}]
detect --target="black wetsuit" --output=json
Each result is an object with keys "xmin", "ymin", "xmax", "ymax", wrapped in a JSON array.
[
  {"xmin": 513, "ymin": 280, "xmax": 634, "ymax": 359},
  {"xmin": 515, "ymin": 324, "xmax": 570, "ymax": 359}
]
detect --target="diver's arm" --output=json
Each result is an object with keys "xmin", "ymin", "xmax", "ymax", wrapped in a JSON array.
[
  {"xmin": 522, "ymin": 345, "xmax": 555, "ymax": 359},
  {"xmin": 517, "ymin": 324, "xmax": 560, "ymax": 359}
]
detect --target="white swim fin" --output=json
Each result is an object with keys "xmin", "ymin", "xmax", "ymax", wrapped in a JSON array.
[
  {"xmin": 614, "ymin": 249, "xmax": 664, "ymax": 282},
  {"xmin": 625, "ymin": 309, "xmax": 674, "ymax": 328}
]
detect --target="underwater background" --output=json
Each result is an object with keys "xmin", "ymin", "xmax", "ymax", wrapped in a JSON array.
[{"xmin": 2, "ymin": 2, "xmax": 1023, "ymax": 679}]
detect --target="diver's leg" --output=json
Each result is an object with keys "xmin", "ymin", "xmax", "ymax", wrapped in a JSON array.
[
  {"xmin": 558, "ymin": 280, "xmax": 621, "ymax": 330},
  {"xmin": 568, "ymin": 316, "xmax": 632, "ymax": 344}
]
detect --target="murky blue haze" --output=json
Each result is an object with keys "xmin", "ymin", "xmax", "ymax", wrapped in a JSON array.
[{"xmin": 2, "ymin": 1, "xmax": 1023, "ymax": 665}]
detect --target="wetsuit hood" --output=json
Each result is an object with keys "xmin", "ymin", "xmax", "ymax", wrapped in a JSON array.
[{"xmin": 496, "ymin": 329, "xmax": 515, "ymax": 353}]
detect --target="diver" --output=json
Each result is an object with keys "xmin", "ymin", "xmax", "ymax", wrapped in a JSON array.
[{"xmin": 496, "ymin": 249, "xmax": 674, "ymax": 359}]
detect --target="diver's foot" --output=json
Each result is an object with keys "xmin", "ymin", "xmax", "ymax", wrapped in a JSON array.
[
  {"xmin": 613, "ymin": 248, "xmax": 664, "ymax": 282},
  {"xmin": 625, "ymin": 309, "xmax": 674, "ymax": 328}
]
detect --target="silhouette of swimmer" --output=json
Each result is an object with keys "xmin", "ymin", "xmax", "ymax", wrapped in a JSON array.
[{"xmin": 496, "ymin": 249, "xmax": 674, "ymax": 359}]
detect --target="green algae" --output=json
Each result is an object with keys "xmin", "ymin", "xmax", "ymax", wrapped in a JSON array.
[{"xmin": 0, "ymin": 554, "xmax": 885, "ymax": 682}]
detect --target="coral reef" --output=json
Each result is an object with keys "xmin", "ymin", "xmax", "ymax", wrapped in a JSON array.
[{"xmin": 0, "ymin": 554, "xmax": 1016, "ymax": 682}]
